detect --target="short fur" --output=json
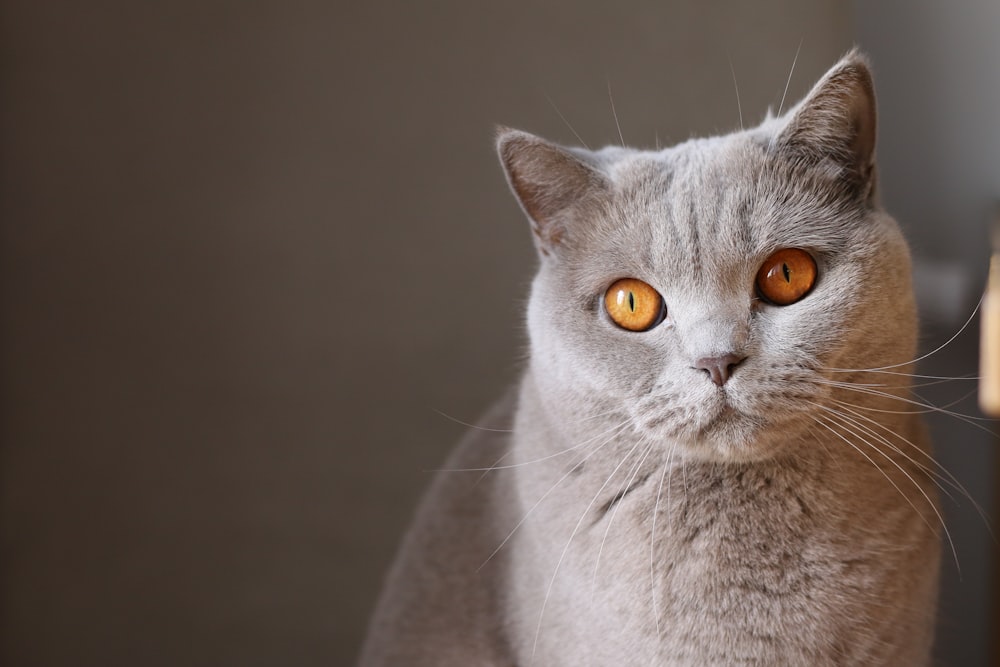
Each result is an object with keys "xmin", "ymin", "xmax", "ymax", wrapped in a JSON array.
[{"xmin": 358, "ymin": 51, "xmax": 940, "ymax": 666}]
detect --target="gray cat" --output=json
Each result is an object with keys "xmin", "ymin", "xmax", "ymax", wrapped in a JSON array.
[{"xmin": 358, "ymin": 51, "xmax": 941, "ymax": 666}]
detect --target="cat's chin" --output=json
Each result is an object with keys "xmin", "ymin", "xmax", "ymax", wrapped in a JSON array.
[{"xmin": 681, "ymin": 406, "xmax": 799, "ymax": 463}]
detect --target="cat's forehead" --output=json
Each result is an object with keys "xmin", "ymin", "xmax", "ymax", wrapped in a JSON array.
[
  {"xmin": 588, "ymin": 134, "xmax": 858, "ymax": 279},
  {"xmin": 606, "ymin": 134, "xmax": 760, "ymax": 196},
  {"xmin": 587, "ymin": 138, "xmax": 757, "ymax": 276}
]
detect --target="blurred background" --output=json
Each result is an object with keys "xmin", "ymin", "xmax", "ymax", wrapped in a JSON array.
[{"xmin": 0, "ymin": 1, "xmax": 996, "ymax": 665}]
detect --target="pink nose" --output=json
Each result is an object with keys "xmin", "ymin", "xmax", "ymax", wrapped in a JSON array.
[{"xmin": 694, "ymin": 353, "xmax": 746, "ymax": 387}]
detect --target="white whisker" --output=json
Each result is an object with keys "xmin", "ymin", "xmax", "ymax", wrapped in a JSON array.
[
  {"xmin": 649, "ymin": 440, "xmax": 676, "ymax": 639},
  {"xmin": 814, "ymin": 378, "xmax": 998, "ymax": 434},
  {"xmin": 778, "ymin": 38, "xmax": 803, "ymax": 117},
  {"xmin": 433, "ymin": 408, "xmax": 513, "ymax": 432},
  {"xmin": 823, "ymin": 400, "xmax": 993, "ymax": 535},
  {"xmin": 437, "ymin": 411, "xmax": 629, "ymax": 473},
  {"xmin": 825, "ymin": 291, "xmax": 984, "ymax": 374},
  {"xmin": 544, "ymin": 93, "xmax": 591, "ymax": 150},
  {"xmin": 729, "ymin": 57, "xmax": 744, "ymax": 131},
  {"xmin": 815, "ymin": 403, "xmax": 957, "ymax": 505},
  {"xmin": 607, "ymin": 79, "xmax": 625, "ymax": 147},
  {"xmin": 531, "ymin": 435, "xmax": 646, "ymax": 661},
  {"xmin": 593, "ymin": 439, "xmax": 655, "ymax": 588},
  {"xmin": 826, "ymin": 369, "xmax": 980, "ymax": 383},
  {"xmin": 813, "ymin": 413, "xmax": 959, "ymax": 574},
  {"xmin": 478, "ymin": 419, "xmax": 634, "ymax": 571}
]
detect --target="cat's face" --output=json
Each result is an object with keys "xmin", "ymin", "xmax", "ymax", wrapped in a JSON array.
[{"xmin": 500, "ymin": 52, "xmax": 917, "ymax": 462}]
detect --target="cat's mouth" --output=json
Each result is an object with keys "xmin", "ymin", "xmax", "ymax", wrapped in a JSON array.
[{"xmin": 634, "ymin": 384, "xmax": 801, "ymax": 460}]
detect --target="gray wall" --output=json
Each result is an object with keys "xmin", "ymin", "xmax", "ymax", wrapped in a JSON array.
[
  {"xmin": 5, "ymin": 2, "xmax": 989, "ymax": 666},
  {"xmin": 856, "ymin": 2, "xmax": 1000, "ymax": 665}
]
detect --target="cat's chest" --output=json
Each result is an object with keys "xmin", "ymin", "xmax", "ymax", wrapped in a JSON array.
[
  {"xmin": 511, "ymin": 461, "xmax": 871, "ymax": 664},
  {"xmin": 576, "ymin": 466, "xmax": 845, "ymax": 610}
]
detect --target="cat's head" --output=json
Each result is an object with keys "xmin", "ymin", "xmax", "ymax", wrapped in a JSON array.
[{"xmin": 497, "ymin": 51, "xmax": 917, "ymax": 462}]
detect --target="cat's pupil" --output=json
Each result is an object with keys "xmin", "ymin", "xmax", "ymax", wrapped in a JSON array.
[
  {"xmin": 628, "ymin": 292, "xmax": 635, "ymax": 312},
  {"xmin": 782, "ymin": 263, "xmax": 791, "ymax": 283}
]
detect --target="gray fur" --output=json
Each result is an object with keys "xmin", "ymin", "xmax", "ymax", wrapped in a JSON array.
[{"xmin": 359, "ymin": 51, "xmax": 940, "ymax": 666}]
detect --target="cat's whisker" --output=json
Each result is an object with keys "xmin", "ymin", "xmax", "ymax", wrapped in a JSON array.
[
  {"xmin": 823, "ymin": 379, "xmax": 890, "ymax": 388},
  {"xmin": 823, "ymin": 400, "xmax": 994, "ymax": 535},
  {"xmin": 824, "ymin": 291, "xmax": 984, "ymax": 374},
  {"xmin": 907, "ymin": 375, "xmax": 981, "ymax": 390},
  {"xmin": 813, "ymin": 403, "xmax": 963, "ymax": 511},
  {"xmin": 543, "ymin": 93, "xmax": 591, "ymax": 150},
  {"xmin": 826, "ymin": 388, "xmax": 967, "ymax": 418},
  {"xmin": 432, "ymin": 408, "xmax": 514, "ymax": 433},
  {"xmin": 815, "ymin": 378, "xmax": 999, "ymax": 441},
  {"xmin": 824, "ymin": 368, "xmax": 981, "ymax": 382},
  {"xmin": 812, "ymin": 413, "xmax": 960, "ymax": 574},
  {"xmin": 532, "ymin": 436, "xmax": 647, "ymax": 661},
  {"xmin": 607, "ymin": 79, "xmax": 625, "ymax": 147},
  {"xmin": 474, "ymin": 449, "xmax": 512, "ymax": 487},
  {"xmin": 805, "ymin": 423, "xmax": 843, "ymax": 473},
  {"xmin": 592, "ymin": 439, "xmax": 655, "ymax": 591},
  {"xmin": 838, "ymin": 387, "xmax": 979, "ymax": 414},
  {"xmin": 777, "ymin": 38, "xmax": 803, "ymax": 117},
  {"xmin": 681, "ymin": 453, "xmax": 690, "ymax": 497},
  {"xmin": 728, "ymin": 57, "xmax": 744, "ymax": 131},
  {"xmin": 649, "ymin": 440, "xmax": 676, "ymax": 639},
  {"xmin": 437, "ymin": 411, "xmax": 630, "ymax": 473},
  {"xmin": 477, "ymin": 418, "xmax": 635, "ymax": 572}
]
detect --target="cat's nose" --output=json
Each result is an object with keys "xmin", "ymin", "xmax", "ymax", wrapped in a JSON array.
[{"xmin": 694, "ymin": 353, "xmax": 746, "ymax": 387}]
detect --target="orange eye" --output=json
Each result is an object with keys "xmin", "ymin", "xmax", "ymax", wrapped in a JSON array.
[
  {"xmin": 604, "ymin": 278, "xmax": 665, "ymax": 331},
  {"xmin": 756, "ymin": 248, "xmax": 817, "ymax": 305}
]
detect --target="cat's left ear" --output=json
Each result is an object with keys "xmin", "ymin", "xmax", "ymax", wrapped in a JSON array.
[
  {"xmin": 775, "ymin": 49, "xmax": 877, "ymax": 198},
  {"xmin": 496, "ymin": 127, "xmax": 608, "ymax": 257}
]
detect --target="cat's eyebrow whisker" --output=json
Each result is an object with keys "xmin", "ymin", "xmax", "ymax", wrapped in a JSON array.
[
  {"xmin": 532, "ymin": 435, "xmax": 646, "ymax": 660},
  {"xmin": 812, "ymin": 414, "xmax": 960, "ymax": 575},
  {"xmin": 543, "ymin": 92, "xmax": 591, "ymax": 150},
  {"xmin": 777, "ymin": 38, "xmax": 803, "ymax": 117},
  {"xmin": 477, "ymin": 418, "xmax": 635, "ymax": 571},
  {"xmin": 728, "ymin": 57, "xmax": 744, "ymax": 131},
  {"xmin": 607, "ymin": 79, "xmax": 625, "ymax": 147}
]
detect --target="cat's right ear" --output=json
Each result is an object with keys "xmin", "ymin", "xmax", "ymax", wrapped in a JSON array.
[{"xmin": 496, "ymin": 127, "xmax": 607, "ymax": 257}]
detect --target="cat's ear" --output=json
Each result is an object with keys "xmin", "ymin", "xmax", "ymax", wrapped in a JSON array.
[
  {"xmin": 496, "ymin": 127, "xmax": 607, "ymax": 257},
  {"xmin": 775, "ymin": 50, "xmax": 877, "ymax": 195}
]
